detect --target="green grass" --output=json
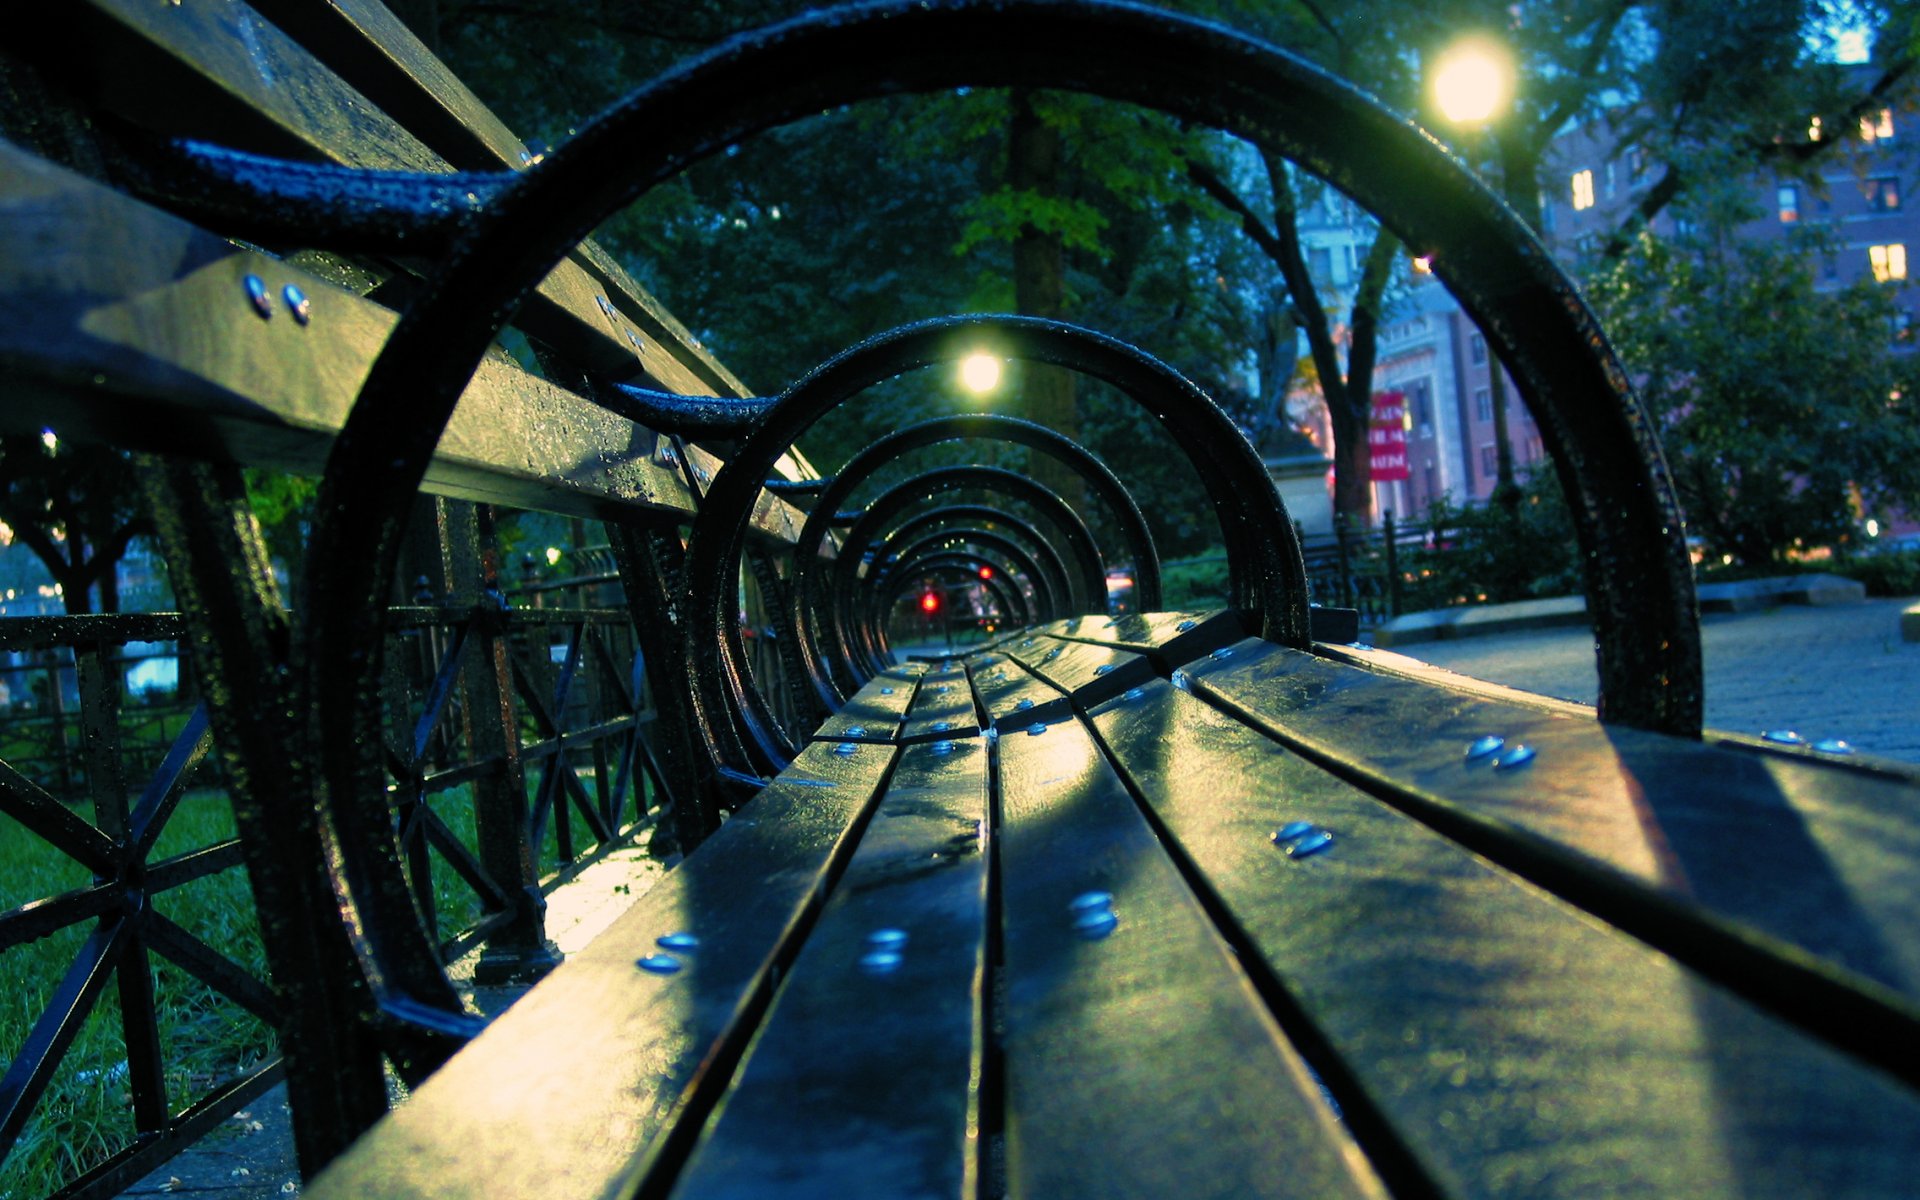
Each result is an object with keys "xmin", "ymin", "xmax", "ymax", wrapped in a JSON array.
[{"xmin": 1, "ymin": 790, "xmax": 273, "ymax": 1200}]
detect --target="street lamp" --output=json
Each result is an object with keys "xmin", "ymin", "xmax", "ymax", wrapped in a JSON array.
[
  {"xmin": 959, "ymin": 352, "xmax": 1001, "ymax": 395},
  {"xmin": 1431, "ymin": 37, "xmax": 1513, "ymax": 127}
]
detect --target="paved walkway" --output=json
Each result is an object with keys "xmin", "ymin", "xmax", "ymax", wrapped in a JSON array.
[{"xmin": 1395, "ymin": 597, "xmax": 1920, "ymax": 763}]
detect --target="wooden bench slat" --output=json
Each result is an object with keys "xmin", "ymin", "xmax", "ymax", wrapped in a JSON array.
[
  {"xmin": 962, "ymin": 651, "xmax": 1072, "ymax": 731},
  {"xmin": 1185, "ymin": 638, "xmax": 1920, "ymax": 1026},
  {"xmin": 302, "ymin": 740, "xmax": 899, "ymax": 1200},
  {"xmin": 71, "ymin": 0, "xmax": 713, "ymax": 393},
  {"xmin": 1040, "ymin": 609, "xmax": 1245, "ymax": 668},
  {"xmin": 996, "ymin": 713, "xmax": 1378, "ymax": 1200},
  {"xmin": 0, "ymin": 144, "xmax": 814, "ymax": 541},
  {"xmin": 809, "ymin": 666, "xmax": 925, "ymax": 743},
  {"xmin": 667, "ymin": 738, "xmax": 989, "ymax": 1200},
  {"xmin": 1090, "ymin": 680, "xmax": 1920, "ymax": 1199},
  {"xmin": 997, "ymin": 636, "xmax": 1155, "ymax": 710},
  {"xmin": 899, "ymin": 666, "xmax": 981, "ymax": 743}
]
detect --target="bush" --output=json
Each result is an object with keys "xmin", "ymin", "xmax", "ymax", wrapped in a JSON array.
[
  {"xmin": 1395, "ymin": 473, "xmax": 1581, "ymax": 611},
  {"xmin": 1832, "ymin": 550, "xmax": 1920, "ymax": 598}
]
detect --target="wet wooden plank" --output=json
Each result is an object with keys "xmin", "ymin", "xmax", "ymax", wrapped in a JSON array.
[
  {"xmin": 0, "ymin": 147, "xmax": 810, "ymax": 541},
  {"xmin": 996, "ymin": 712, "xmax": 1380, "ymax": 1200},
  {"xmin": 1091, "ymin": 680, "xmax": 1920, "ymax": 1198},
  {"xmin": 1181, "ymin": 638, "xmax": 1920, "ymax": 1054},
  {"xmin": 998, "ymin": 636, "xmax": 1154, "ymax": 711},
  {"xmin": 898, "ymin": 665, "xmax": 980, "ymax": 744},
  {"xmin": 1041, "ymin": 609, "xmax": 1247, "ymax": 669},
  {"xmin": 668, "ymin": 738, "xmax": 989, "ymax": 1200},
  {"xmin": 965, "ymin": 651, "xmax": 1071, "ymax": 731},
  {"xmin": 70, "ymin": 0, "xmax": 703, "ymax": 391},
  {"xmin": 303, "ymin": 739, "xmax": 898, "ymax": 1200},
  {"xmin": 810, "ymin": 667, "xmax": 923, "ymax": 744}
]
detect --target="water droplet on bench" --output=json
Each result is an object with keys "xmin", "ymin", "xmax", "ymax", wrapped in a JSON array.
[
  {"xmin": 657, "ymin": 932, "xmax": 699, "ymax": 951},
  {"xmin": 1465, "ymin": 735, "xmax": 1505, "ymax": 761},
  {"xmin": 1762, "ymin": 729, "xmax": 1807, "ymax": 746},
  {"xmin": 1813, "ymin": 737, "xmax": 1855, "ymax": 754},
  {"xmin": 636, "ymin": 954, "xmax": 682, "ymax": 974}
]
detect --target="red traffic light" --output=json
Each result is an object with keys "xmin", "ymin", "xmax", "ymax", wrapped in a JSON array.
[
  {"xmin": 919, "ymin": 590, "xmax": 941, "ymax": 614},
  {"xmin": 977, "ymin": 565, "xmax": 994, "ymax": 580}
]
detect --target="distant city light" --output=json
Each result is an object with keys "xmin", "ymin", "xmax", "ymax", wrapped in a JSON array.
[
  {"xmin": 1867, "ymin": 518, "xmax": 1882, "ymax": 537},
  {"xmin": 1412, "ymin": 255, "xmax": 1434, "ymax": 274},
  {"xmin": 40, "ymin": 428, "xmax": 56, "ymax": 452},
  {"xmin": 1431, "ymin": 37, "xmax": 1513, "ymax": 126},
  {"xmin": 545, "ymin": 546, "xmax": 562, "ymax": 566},
  {"xmin": 959, "ymin": 353, "xmax": 1002, "ymax": 394}
]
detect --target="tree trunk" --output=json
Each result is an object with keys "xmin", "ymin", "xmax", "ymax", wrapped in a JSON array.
[{"xmin": 1009, "ymin": 88, "xmax": 1085, "ymax": 515}]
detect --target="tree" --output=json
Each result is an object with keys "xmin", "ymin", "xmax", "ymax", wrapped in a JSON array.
[
  {"xmin": 1588, "ymin": 197, "xmax": 1920, "ymax": 565},
  {"xmin": 0, "ymin": 435, "xmax": 152, "ymax": 614}
]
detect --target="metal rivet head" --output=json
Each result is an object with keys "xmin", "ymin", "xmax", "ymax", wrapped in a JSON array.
[
  {"xmin": 1288, "ymin": 830, "xmax": 1335, "ymax": 858},
  {"xmin": 930, "ymin": 739, "xmax": 955, "ymax": 755},
  {"xmin": 1022, "ymin": 638, "xmax": 1036, "ymax": 647},
  {"xmin": 844, "ymin": 725, "xmax": 867, "ymax": 737},
  {"xmin": 1171, "ymin": 670, "xmax": 1192, "ymax": 692},
  {"xmin": 636, "ymin": 954, "xmax": 682, "ymax": 974},
  {"xmin": 595, "ymin": 294, "xmax": 614, "ymax": 316},
  {"xmin": 242, "ymin": 274, "xmax": 272, "ymax": 318},
  {"xmin": 867, "ymin": 928, "xmax": 909, "ymax": 951},
  {"xmin": 1272, "ymin": 821, "xmax": 1314, "ymax": 845},
  {"xmin": 1122, "ymin": 687, "xmax": 1146, "ymax": 702},
  {"xmin": 1491, "ymin": 744, "xmax": 1536, "ymax": 770},
  {"xmin": 1465, "ymin": 735, "xmax": 1505, "ymax": 761},
  {"xmin": 1175, "ymin": 618, "xmax": 1198, "ymax": 632},
  {"xmin": 1813, "ymin": 737, "xmax": 1856, "ymax": 755},
  {"xmin": 1014, "ymin": 698, "xmax": 1034, "ymax": 711},
  {"xmin": 1026, "ymin": 722, "xmax": 1048, "ymax": 736},
  {"xmin": 1208, "ymin": 646, "xmax": 1234, "ymax": 661},
  {"xmin": 1070, "ymin": 891, "xmax": 1114, "ymax": 913},
  {"xmin": 932, "ymin": 720, "xmax": 953, "ymax": 732},
  {"xmin": 626, "ymin": 329, "xmax": 643, "ymax": 348},
  {"xmin": 1763, "ymin": 729, "xmax": 1807, "ymax": 746},
  {"xmin": 281, "ymin": 283, "xmax": 311, "ymax": 324},
  {"xmin": 833, "ymin": 742, "xmax": 858, "ymax": 756},
  {"xmin": 1073, "ymin": 910, "xmax": 1119, "ymax": 939},
  {"xmin": 1093, "ymin": 664, "xmax": 1116, "ymax": 676},
  {"xmin": 1043, "ymin": 648, "xmax": 1061, "ymax": 662},
  {"xmin": 881, "ymin": 687, "xmax": 895, "ymax": 695},
  {"xmin": 859, "ymin": 950, "xmax": 903, "ymax": 974},
  {"xmin": 656, "ymin": 932, "xmax": 699, "ymax": 951}
]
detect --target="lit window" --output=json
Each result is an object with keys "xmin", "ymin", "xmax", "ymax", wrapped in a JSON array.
[
  {"xmin": 1778, "ymin": 184, "xmax": 1799, "ymax": 223},
  {"xmin": 1862, "ymin": 109, "xmax": 1895, "ymax": 142},
  {"xmin": 1571, "ymin": 169, "xmax": 1595, "ymax": 210},
  {"xmin": 1870, "ymin": 243, "xmax": 1907, "ymax": 282},
  {"xmin": 1865, "ymin": 176, "xmax": 1902, "ymax": 212},
  {"xmin": 1474, "ymin": 388, "xmax": 1493, "ymax": 421},
  {"xmin": 1469, "ymin": 332, "xmax": 1487, "ymax": 365}
]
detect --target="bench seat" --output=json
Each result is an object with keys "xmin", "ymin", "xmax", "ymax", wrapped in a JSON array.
[{"xmin": 306, "ymin": 612, "xmax": 1920, "ymax": 1200}]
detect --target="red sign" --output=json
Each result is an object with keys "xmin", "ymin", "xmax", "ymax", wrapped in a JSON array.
[{"xmin": 1369, "ymin": 391, "xmax": 1410, "ymax": 482}]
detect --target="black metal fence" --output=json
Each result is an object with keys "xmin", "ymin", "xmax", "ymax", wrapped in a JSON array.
[{"xmin": 0, "ymin": 588, "xmax": 673, "ymax": 1199}]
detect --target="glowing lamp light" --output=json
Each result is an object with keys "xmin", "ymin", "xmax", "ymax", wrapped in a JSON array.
[
  {"xmin": 959, "ymin": 353, "xmax": 1002, "ymax": 394},
  {"xmin": 1432, "ymin": 38, "xmax": 1513, "ymax": 126},
  {"xmin": 977, "ymin": 565, "xmax": 994, "ymax": 580},
  {"xmin": 545, "ymin": 546, "xmax": 562, "ymax": 567},
  {"xmin": 1411, "ymin": 255, "xmax": 1434, "ymax": 274},
  {"xmin": 920, "ymin": 590, "xmax": 941, "ymax": 614}
]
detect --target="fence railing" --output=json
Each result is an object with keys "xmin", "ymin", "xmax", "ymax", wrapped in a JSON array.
[{"xmin": 0, "ymin": 594, "xmax": 672, "ymax": 1200}]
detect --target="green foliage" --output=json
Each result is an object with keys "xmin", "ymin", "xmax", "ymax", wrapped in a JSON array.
[
  {"xmin": 1159, "ymin": 553, "xmax": 1232, "ymax": 610},
  {"xmin": 1832, "ymin": 549, "xmax": 1920, "ymax": 596},
  {"xmin": 1396, "ymin": 470, "xmax": 1582, "ymax": 610},
  {"xmin": 1587, "ymin": 204, "xmax": 1920, "ymax": 565}
]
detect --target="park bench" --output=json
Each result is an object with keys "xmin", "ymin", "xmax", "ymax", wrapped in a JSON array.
[{"xmin": 5, "ymin": 2, "xmax": 1920, "ymax": 1199}]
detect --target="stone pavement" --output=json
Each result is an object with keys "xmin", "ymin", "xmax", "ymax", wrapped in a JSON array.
[{"xmin": 1396, "ymin": 596, "xmax": 1920, "ymax": 763}]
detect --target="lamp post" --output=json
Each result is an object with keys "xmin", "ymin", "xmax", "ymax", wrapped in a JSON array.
[{"xmin": 1431, "ymin": 36, "xmax": 1522, "ymax": 506}]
